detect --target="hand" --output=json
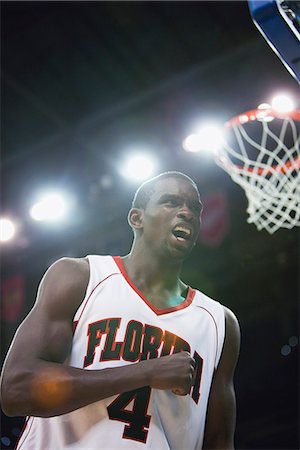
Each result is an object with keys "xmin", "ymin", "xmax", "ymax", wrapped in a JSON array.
[{"xmin": 148, "ymin": 351, "xmax": 195, "ymax": 396}]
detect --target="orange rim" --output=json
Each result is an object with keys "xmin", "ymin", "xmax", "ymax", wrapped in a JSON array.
[
  {"xmin": 225, "ymin": 108, "xmax": 300, "ymax": 127},
  {"xmin": 217, "ymin": 155, "xmax": 300, "ymax": 175},
  {"xmin": 220, "ymin": 108, "xmax": 300, "ymax": 175}
]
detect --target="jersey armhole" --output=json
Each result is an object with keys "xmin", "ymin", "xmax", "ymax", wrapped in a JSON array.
[{"xmin": 214, "ymin": 306, "xmax": 226, "ymax": 368}]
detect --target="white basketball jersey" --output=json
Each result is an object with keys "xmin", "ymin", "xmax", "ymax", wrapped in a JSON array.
[{"xmin": 17, "ymin": 255, "xmax": 225, "ymax": 450}]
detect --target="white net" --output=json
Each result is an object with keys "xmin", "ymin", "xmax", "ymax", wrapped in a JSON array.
[{"xmin": 215, "ymin": 108, "xmax": 300, "ymax": 233}]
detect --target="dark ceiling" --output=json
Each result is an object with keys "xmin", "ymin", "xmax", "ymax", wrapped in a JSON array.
[
  {"xmin": 2, "ymin": 1, "xmax": 261, "ymax": 155},
  {"xmin": 2, "ymin": 1, "xmax": 298, "ymax": 165}
]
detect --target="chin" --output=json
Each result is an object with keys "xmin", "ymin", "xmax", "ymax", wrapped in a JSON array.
[{"xmin": 167, "ymin": 245, "xmax": 193, "ymax": 261}]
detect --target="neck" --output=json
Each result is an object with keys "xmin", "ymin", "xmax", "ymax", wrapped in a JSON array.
[{"xmin": 122, "ymin": 242, "xmax": 185, "ymax": 296}]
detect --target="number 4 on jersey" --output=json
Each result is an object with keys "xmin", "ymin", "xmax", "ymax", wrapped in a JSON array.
[
  {"xmin": 107, "ymin": 386, "xmax": 151, "ymax": 443},
  {"xmin": 107, "ymin": 352, "xmax": 203, "ymax": 443}
]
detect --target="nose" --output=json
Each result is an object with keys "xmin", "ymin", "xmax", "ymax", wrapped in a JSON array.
[{"xmin": 177, "ymin": 204, "xmax": 194, "ymax": 222}]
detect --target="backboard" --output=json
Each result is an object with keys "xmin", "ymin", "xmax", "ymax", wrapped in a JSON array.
[{"xmin": 248, "ymin": 0, "xmax": 300, "ymax": 83}]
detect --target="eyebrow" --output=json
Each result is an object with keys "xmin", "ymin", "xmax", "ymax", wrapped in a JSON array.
[
  {"xmin": 159, "ymin": 194, "xmax": 203, "ymax": 211},
  {"xmin": 159, "ymin": 193, "xmax": 178, "ymax": 199},
  {"xmin": 158, "ymin": 193, "xmax": 181, "ymax": 203}
]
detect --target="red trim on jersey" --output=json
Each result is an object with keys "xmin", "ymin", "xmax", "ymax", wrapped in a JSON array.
[
  {"xmin": 14, "ymin": 416, "xmax": 33, "ymax": 450},
  {"xmin": 113, "ymin": 256, "xmax": 196, "ymax": 316},
  {"xmin": 197, "ymin": 305, "xmax": 220, "ymax": 368},
  {"xmin": 73, "ymin": 272, "xmax": 119, "ymax": 333}
]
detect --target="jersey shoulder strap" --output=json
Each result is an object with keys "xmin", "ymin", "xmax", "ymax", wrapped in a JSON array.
[
  {"xmin": 193, "ymin": 289, "xmax": 226, "ymax": 368},
  {"xmin": 73, "ymin": 255, "xmax": 120, "ymax": 322}
]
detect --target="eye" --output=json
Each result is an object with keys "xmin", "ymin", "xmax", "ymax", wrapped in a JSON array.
[{"xmin": 165, "ymin": 198, "xmax": 179, "ymax": 207}]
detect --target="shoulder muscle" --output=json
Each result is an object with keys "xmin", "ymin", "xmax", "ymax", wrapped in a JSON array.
[{"xmin": 36, "ymin": 257, "xmax": 89, "ymax": 319}]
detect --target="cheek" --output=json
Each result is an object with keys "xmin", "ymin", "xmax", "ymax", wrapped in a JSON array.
[{"xmin": 145, "ymin": 213, "xmax": 170, "ymax": 236}]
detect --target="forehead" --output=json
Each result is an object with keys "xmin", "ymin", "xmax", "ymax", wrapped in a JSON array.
[{"xmin": 151, "ymin": 177, "xmax": 200, "ymax": 201}]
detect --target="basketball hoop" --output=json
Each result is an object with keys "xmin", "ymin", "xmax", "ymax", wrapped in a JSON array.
[{"xmin": 214, "ymin": 107, "xmax": 300, "ymax": 233}]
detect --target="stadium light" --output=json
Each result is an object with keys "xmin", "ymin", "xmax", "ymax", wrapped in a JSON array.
[
  {"xmin": 120, "ymin": 153, "xmax": 156, "ymax": 182},
  {"xmin": 182, "ymin": 134, "xmax": 201, "ymax": 153},
  {"xmin": 183, "ymin": 123, "xmax": 224, "ymax": 154},
  {"xmin": 30, "ymin": 192, "xmax": 69, "ymax": 222},
  {"xmin": 271, "ymin": 93, "xmax": 295, "ymax": 113},
  {"xmin": 0, "ymin": 218, "xmax": 16, "ymax": 242}
]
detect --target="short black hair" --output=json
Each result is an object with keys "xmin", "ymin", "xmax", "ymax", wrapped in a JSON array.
[{"xmin": 132, "ymin": 171, "xmax": 200, "ymax": 209}]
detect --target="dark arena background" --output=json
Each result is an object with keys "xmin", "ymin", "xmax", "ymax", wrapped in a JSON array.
[{"xmin": 1, "ymin": 2, "xmax": 299, "ymax": 449}]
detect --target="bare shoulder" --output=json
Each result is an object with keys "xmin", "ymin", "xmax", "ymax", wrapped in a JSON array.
[
  {"xmin": 44, "ymin": 256, "xmax": 89, "ymax": 283},
  {"xmin": 36, "ymin": 257, "xmax": 90, "ymax": 318},
  {"xmin": 223, "ymin": 306, "xmax": 240, "ymax": 336}
]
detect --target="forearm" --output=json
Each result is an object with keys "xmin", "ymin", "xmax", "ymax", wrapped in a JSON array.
[
  {"xmin": 1, "ymin": 360, "xmax": 150, "ymax": 418},
  {"xmin": 203, "ymin": 394, "xmax": 236, "ymax": 450},
  {"xmin": 203, "ymin": 435, "xmax": 234, "ymax": 450}
]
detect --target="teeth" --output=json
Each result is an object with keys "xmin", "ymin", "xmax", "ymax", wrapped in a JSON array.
[
  {"xmin": 173, "ymin": 226, "xmax": 191, "ymax": 236},
  {"xmin": 173, "ymin": 226, "xmax": 192, "ymax": 241}
]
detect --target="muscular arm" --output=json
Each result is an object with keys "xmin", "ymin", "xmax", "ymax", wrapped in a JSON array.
[
  {"xmin": 0, "ymin": 258, "xmax": 194, "ymax": 418},
  {"xmin": 203, "ymin": 307, "xmax": 241, "ymax": 450}
]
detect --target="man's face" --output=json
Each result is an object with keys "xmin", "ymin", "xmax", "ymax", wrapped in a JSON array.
[{"xmin": 141, "ymin": 177, "xmax": 202, "ymax": 260}]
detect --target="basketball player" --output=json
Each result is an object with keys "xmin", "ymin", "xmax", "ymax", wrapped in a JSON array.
[{"xmin": 0, "ymin": 171, "xmax": 240, "ymax": 449}]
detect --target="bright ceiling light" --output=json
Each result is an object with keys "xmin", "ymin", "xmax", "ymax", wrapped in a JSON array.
[
  {"xmin": 182, "ymin": 134, "xmax": 201, "ymax": 153},
  {"xmin": 197, "ymin": 124, "xmax": 224, "ymax": 152},
  {"xmin": 121, "ymin": 154, "xmax": 156, "ymax": 181},
  {"xmin": 271, "ymin": 93, "xmax": 295, "ymax": 113},
  {"xmin": 30, "ymin": 193, "xmax": 68, "ymax": 222},
  {"xmin": 0, "ymin": 218, "xmax": 16, "ymax": 242},
  {"xmin": 183, "ymin": 124, "xmax": 224, "ymax": 154}
]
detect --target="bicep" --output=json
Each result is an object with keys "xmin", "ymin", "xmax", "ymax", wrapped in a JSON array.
[
  {"xmin": 0, "ymin": 258, "xmax": 89, "ymax": 416},
  {"xmin": 203, "ymin": 307, "xmax": 240, "ymax": 449},
  {"xmin": 8, "ymin": 307, "xmax": 73, "ymax": 367},
  {"xmin": 0, "ymin": 294, "xmax": 74, "ymax": 412},
  {"xmin": 2, "ymin": 258, "xmax": 88, "ymax": 374}
]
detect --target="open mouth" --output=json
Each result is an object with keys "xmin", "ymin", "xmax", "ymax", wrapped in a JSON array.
[{"xmin": 172, "ymin": 225, "xmax": 192, "ymax": 242}]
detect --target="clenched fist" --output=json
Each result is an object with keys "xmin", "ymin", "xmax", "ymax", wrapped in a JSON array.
[{"xmin": 147, "ymin": 351, "xmax": 195, "ymax": 396}]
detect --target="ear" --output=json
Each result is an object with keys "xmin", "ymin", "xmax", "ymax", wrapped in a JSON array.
[{"xmin": 127, "ymin": 208, "xmax": 144, "ymax": 231}]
